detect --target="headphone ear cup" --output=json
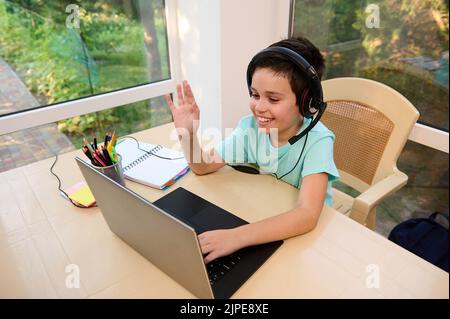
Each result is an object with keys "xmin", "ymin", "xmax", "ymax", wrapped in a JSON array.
[{"xmin": 299, "ymin": 89, "xmax": 313, "ymax": 118}]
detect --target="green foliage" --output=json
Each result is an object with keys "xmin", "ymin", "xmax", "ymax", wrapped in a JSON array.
[
  {"xmin": 293, "ymin": 0, "xmax": 448, "ymax": 130},
  {"xmin": 294, "ymin": 0, "xmax": 448, "ymax": 74},
  {"xmin": 0, "ymin": 1, "xmax": 87, "ymax": 102},
  {"xmin": 79, "ymin": 6, "xmax": 147, "ymax": 66},
  {"xmin": 353, "ymin": 0, "xmax": 448, "ymax": 61},
  {"xmin": 62, "ymin": 97, "xmax": 173, "ymax": 149},
  {"xmin": 0, "ymin": 0, "xmax": 169, "ymax": 139}
]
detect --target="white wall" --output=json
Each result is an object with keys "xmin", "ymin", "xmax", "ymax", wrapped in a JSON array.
[
  {"xmin": 176, "ymin": 0, "xmax": 221, "ymax": 135},
  {"xmin": 177, "ymin": 0, "xmax": 290, "ymax": 137},
  {"xmin": 220, "ymin": 0, "xmax": 291, "ymax": 131}
]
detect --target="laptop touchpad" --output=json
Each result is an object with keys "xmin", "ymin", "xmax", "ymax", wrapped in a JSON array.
[{"xmin": 189, "ymin": 205, "xmax": 247, "ymax": 233}]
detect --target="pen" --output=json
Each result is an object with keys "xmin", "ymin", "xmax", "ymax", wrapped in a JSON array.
[
  {"xmin": 92, "ymin": 152, "xmax": 106, "ymax": 166},
  {"xmin": 102, "ymin": 146, "xmax": 113, "ymax": 165},
  {"xmin": 110, "ymin": 131, "xmax": 118, "ymax": 162},
  {"xmin": 83, "ymin": 139, "xmax": 101, "ymax": 166},
  {"xmin": 95, "ymin": 149, "xmax": 106, "ymax": 163},
  {"xmin": 107, "ymin": 134, "xmax": 113, "ymax": 157},
  {"xmin": 84, "ymin": 138, "xmax": 95, "ymax": 154},
  {"xmin": 110, "ymin": 131, "xmax": 117, "ymax": 147},
  {"xmin": 82, "ymin": 146, "xmax": 95, "ymax": 165},
  {"xmin": 93, "ymin": 134, "xmax": 98, "ymax": 150},
  {"xmin": 104, "ymin": 133, "xmax": 109, "ymax": 149}
]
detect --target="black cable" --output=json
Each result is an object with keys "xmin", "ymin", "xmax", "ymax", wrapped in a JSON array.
[
  {"xmin": 274, "ymin": 133, "xmax": 309, "ymax": 180},
  {"xmin": 50, "ymin": 154, "xmax": 97, "ymax": 208},
  {"xmin": 119, "ymin": 135, "xmax": 185, "ymax": 160}
]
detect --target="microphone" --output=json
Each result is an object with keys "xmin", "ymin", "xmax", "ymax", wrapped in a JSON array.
[{"xmin": 288, "ymin": 102, "xmax": 327, "ymax": 145}]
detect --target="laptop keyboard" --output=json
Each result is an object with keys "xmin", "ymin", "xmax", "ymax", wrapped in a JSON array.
[{"xmin": 206, "ymin": 253, "xmax": 242, "ymax": 286}]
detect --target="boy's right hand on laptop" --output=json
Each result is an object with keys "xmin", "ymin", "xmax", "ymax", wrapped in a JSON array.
[
  {"xmin": 198, "ymin": 229, "xmax": 243, "ymax": 264},
  {"xmin": 165, "ymin": 80, "xmax": 200, "ymax": 136}
]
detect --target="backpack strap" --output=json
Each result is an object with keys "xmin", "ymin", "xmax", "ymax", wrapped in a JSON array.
[{"xmin": 429, "ymin": 212, "xmax": 449, "ymax": 229}]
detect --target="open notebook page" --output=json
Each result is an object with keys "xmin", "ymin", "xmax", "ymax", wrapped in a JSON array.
[{"xmin": 116, "ymin": 139, "xmax": 189, "ymax": 189}]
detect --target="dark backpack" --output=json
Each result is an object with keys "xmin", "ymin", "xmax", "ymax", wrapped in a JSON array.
[{"xmin": 388, "ymin": 212, "xmax": 449, "ymax": 273}]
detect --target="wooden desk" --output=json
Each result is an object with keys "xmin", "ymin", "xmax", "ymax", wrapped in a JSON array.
[{"xmin": 0, "ymin": 123, "xmax": 448, "ymax": 298}]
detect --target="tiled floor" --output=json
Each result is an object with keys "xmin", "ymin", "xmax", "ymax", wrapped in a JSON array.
[{"xmin": 0, "ymin": 58, "xmax": 75, "ymax": 173}]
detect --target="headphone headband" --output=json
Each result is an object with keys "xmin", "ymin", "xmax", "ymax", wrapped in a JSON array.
[
  {"xmin": 246, "ymin": 46, "xmax": 324, "ymax": 103},
  {"xmin": 246, "ymin": 46, "xmax": 327, "ymax": 145}
]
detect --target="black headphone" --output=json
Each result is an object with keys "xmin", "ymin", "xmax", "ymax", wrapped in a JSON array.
[{"xmin": 246, "ymin": 46, "xmax": 327, "ymax": 145}]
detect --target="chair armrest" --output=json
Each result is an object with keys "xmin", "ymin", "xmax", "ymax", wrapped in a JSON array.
[{"xmin": 350, "ymin": 169, "xmax": 408, "ymax": 224}]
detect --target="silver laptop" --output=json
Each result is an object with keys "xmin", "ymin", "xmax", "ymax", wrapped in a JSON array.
[{"xmin": 76, "ymin": 157, "xmax": 282, "ymax": 299}]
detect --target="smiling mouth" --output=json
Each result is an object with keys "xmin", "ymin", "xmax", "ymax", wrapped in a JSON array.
[{"xmin": 257, "ymin": 116, "xmax": 274, "ymax": 124}]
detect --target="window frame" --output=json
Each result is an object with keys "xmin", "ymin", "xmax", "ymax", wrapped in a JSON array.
[{"xmin": 0, "ymin": 0, "xmax": 181, "ymax": 136}]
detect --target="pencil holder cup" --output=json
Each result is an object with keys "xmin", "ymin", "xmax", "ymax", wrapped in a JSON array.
[{"xmin": 91, "ymin": 153, "xmax": 126, "ymax": 186}]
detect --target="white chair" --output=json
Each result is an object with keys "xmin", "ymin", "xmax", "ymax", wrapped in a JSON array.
[{"xmin": 321, "ymin": 77, "xmax": 420, "ymax": 230}]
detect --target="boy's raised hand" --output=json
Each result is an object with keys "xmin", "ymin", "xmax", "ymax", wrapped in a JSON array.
[{"xmin": 165, "ymin": 80, "xmax": 200, "ymax": 135}]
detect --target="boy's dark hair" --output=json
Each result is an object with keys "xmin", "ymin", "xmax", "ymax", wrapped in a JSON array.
[{"xmin": 247, "ymin": 36, "xmax": 325, "ymax": 106}]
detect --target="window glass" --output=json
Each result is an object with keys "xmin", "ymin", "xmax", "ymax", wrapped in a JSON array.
[
  {"xmin": 293, "ymin": 0, "xmax": 449, "ymax": 235},
  {"xmin": 0, "ymin": 0, "xmax": 169, "ymax": 115},
  {"xmin": 0, "ymin": 0, "xmax": 173, "ymax": 173},
  {"xmin": 293, "ymin": 0, "xmax": 449, "ymax": 130}
]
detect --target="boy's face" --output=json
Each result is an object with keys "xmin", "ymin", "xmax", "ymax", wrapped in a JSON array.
[{"xmin": 249, "ymin": 67, "xmax": 302, "ymax": 140}]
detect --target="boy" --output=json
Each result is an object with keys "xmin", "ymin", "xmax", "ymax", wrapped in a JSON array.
[{"xmin": 165, "ymin": 37, "xmax": 339, "ymax": 263}]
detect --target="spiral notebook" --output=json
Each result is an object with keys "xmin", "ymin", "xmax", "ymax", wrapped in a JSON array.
[{"xmin": 115, "ymin": 139, "xmax": 190, "ymax": 189}]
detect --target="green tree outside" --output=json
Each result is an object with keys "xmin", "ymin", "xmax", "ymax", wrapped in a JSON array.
[{"xmin": 0, "ymin": 0, "xmax": 171, "ymax": 148}]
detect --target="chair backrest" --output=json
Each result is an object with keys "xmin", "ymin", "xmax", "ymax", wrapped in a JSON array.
[{"xmin": 321, "ymin": 77, "xmax": 419, "ymax": 192}]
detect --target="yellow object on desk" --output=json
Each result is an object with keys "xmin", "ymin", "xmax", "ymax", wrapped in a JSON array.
[{"xmin": 66, "ymin": 181, "xmax": 96, "ymax": 207}]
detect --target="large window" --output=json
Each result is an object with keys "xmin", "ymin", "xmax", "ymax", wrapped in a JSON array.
[
  {"xmin": 0, "ymin": 0, "xmax": 170, "ymax": 112},
  {"xmin": 292, "ymin": 0, "xmax": 449, "ymax": 236},
  {"xmin": 0, "ymin": 0, "xmax": 177, "ymax": 172},
  {"xmin": 293, "ymin": 0, "xmax": 448, "ymax": 130}
]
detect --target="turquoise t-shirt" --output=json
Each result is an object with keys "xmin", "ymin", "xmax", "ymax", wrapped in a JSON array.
[{"xmin": 215, "ymin": 114, "xmax": 339, "ymax": 206}]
